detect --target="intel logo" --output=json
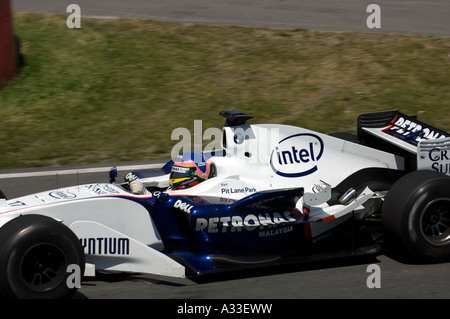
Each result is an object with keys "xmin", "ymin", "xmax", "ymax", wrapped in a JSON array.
[{"xmin": 270, "ymin": 133, "xmax": 324, "ymax": 178}]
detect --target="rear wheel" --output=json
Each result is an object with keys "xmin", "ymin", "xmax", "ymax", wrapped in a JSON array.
[
  {"xmin": 0, "ymin": 215, "xmax": 85, "ymax": 299},
  {"xmin": 382, "ymin": 170, "xmax": 450, "ymax": 262}
]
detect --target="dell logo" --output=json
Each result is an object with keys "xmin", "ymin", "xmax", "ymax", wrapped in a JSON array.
[{"xmin": 270, "ymin": 133, "xmax": 324, "ymax": 178}]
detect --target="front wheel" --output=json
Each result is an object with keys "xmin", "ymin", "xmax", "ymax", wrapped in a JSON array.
[
  {"xmin": 382, "ymin": 170, "xmax": 450, "ymax": 262},
  {"xmin": 0, "ymin": 215, "xmax": 85, "ymax": 299}
]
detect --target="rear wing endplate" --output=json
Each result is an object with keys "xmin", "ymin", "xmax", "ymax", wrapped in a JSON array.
[{"xmin": 417, "ymin": 137, "xmax": 450, "ymax": 176}]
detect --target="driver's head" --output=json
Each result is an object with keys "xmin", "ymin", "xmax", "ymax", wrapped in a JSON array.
[{"xmin": 169, "ymin": 153, "xmax": 214, "ymax": 190}]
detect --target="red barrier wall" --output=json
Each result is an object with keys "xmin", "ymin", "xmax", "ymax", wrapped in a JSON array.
[{"xmin": 0, "ymin": 0, "xmax": 16, "ymax": 84}]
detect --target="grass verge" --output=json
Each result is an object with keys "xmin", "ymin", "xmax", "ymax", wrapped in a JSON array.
[{"xmin": 1, "ymin": 13, "xmax": 449, "ymax": 168}]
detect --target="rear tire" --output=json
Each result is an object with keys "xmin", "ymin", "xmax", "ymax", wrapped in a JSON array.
[
  {"xmin": 0, "ymin": 215, "xmax": 85, "ymax": 299},
  {"xmin": 382, "ymin": 170, "xmax": 450, "ymax": 262}
]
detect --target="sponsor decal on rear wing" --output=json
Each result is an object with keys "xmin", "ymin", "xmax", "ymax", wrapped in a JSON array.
[
  {"xmin": 417, "ymin": 137, "xmax": 450, "ymax": 176},
  {"xmin": 358, "ymin": 110, "xmax": 450, "ymax": 154}
]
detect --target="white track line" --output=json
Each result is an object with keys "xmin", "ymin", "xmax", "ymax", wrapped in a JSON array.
[{"xmin": 0, "ymin": 163, "xmax": 164, "ymax": 179}]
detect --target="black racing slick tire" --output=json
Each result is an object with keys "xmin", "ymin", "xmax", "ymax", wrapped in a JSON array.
[
  {"xmin": 0, "ymin": 214, "xmax": 85, "ymax": 299},
  {"xmin": 382, "ymin": 170, "xmax": 450, "ymax": 262}
]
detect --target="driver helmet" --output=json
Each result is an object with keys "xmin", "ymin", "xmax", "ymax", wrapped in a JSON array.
[{"xmin": 169, "ymin": 153, "xmax": 215, "ymax": 190}]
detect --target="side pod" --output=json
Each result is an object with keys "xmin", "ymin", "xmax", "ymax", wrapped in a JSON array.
[{"xmin": 70, "ymin": 221, "xmax": 186, "ymax": 278}]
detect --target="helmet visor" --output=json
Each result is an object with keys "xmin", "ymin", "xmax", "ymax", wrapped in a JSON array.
[{"xmin": 170, "ymin": 166, "xmax": 195, "ymax": 179}]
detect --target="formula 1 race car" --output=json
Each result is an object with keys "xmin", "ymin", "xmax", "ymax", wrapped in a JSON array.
[{"xmin": 1, "ymin": 110, "xmax": 450, "ymax": 299}]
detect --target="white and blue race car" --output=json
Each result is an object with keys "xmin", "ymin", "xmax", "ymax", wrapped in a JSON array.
[{"xmin": 1, "ymin": 110, "xmax": 450, "ymax": 299}]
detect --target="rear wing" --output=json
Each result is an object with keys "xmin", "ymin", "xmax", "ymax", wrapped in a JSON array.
[{"xmin": 357, "ymin": 110, "xmax": 450, "ymax": 172}]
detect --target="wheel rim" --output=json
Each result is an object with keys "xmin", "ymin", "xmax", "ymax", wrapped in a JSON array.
[
  {"xmin": 20, "ymin": 243, "xmax": 67, "ymax": 294},
  {"xmin": 421, "ymin": 198, "xmax": 450, "ymax": 246}
]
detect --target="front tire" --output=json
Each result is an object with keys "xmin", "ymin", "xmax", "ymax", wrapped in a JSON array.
[
  {"xmin": 0, "ymin": 215, "xmax": 85, "ymax": 299},
  {"xmin": 382, "ymin": 170, "xmax": 450, "ymax": 262}
]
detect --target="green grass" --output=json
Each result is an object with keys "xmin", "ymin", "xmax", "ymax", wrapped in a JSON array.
[{"xmin": 0, "ymin": 13, "xmax": 449, "ymax": 169}]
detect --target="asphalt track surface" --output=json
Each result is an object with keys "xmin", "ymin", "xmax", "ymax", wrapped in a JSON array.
[
  {"xmin": 6, "ymin": 0, "xmax": 450, "ymax": 302},
  {"xmin": 12, "ymin": 0, "xmax": 450, "ymax": 37},
  {"xmin": 1, "ymin": 164, "xmax": 450, "ymax": 301}
]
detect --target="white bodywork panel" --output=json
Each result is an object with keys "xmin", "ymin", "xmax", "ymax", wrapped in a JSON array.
[
  {"xmin": 0, "ymin": 184, "xmax": 187, "ymax": 277},
  {"xmin": 167, "ymin": 124, "xmax": 404, "ymax": 199},
  {"xmin": 0, "ymin": 184, "xmax": 161, "ymax": 249}
]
